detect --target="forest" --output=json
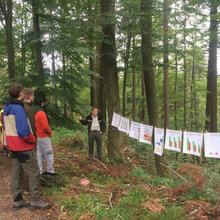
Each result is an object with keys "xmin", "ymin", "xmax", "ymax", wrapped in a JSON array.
[{"xmin": 0, "ymin": 0, "xmax": 220, "ymax": 219}]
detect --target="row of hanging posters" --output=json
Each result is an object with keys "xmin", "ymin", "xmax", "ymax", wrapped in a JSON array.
[{"xmin": 111, "ymin": 112, "xmax": 220, "ymax": 159}]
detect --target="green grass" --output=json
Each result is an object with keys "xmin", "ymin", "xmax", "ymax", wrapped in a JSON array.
[{"xmin": 47, "ymin": 128, "xmax": 220, "ymax": 219}]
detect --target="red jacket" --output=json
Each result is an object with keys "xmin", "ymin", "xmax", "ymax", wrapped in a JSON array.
[{"xmin": 35, "ymin": 111, "xmax": 52, "ymax": 137}]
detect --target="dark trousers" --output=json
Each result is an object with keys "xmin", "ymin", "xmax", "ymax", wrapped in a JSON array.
[
  {"xmin": 11, "ymin": 150, "xmax": 41, "ymax": 201},
  {"xmin": 88, "ymin": 131, "xmax": 102, "ymax": 159}
]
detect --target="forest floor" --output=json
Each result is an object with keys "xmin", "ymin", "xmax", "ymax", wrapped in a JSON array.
[
  {"xmin": 0, "ymin": 149, "xmax": 59, "ymax": 220},
  {"xmin": 0, "ymin": 131, "xmax": 220, "ymax": 220}
]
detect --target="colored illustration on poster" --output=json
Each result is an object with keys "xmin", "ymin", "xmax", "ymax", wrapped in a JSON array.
[
  {"xmin": 129, "ymin": 121, "xmax": 141, "ymax": 140},
  {"xmin": 183, "ymin": 131, "xmax": 203, "ymax": 157},
  {"xmin": 118, "ymin": 117, "xmax": 130, "ymax": 134},
  {"xmin": 204, "ymin": 133, "xmax": 220, "ymax": 159},
  {"xmin": 154, "ymin": 127, "xmax": 164, "ymax": 156},
  {"xmin": 165, "ymin": 129, "xmax": 182, "ymax": 152},
  {"xmin": 139, "ymin": 124, "xmax": 153, "ymax": 145}
]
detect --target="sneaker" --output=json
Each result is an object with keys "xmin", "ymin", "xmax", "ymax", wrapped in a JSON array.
[
  {"xmin": 13, "ymin": 200, "xmax": 30, "ymax": 211},
  {"xmin": 29, "ymin": 199, "xmax": 50, "ymax": 210}
]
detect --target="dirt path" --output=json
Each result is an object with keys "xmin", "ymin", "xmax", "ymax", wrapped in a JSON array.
[{"xmin": 0, "ymin": 150, "xmax": 59, "ymax": 220}]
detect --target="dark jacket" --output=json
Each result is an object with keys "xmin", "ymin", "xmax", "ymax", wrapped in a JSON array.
[
  {"xmin": 24, "ymin": 102, "xmax": 36, "ymax": 136},
  {"xmin": 80, "ymin": 114, "xmax": 105, "ymax": 134}
]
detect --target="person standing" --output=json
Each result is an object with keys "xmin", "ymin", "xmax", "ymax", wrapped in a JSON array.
[
  {"xmin": 3, "ymin": 84, "xmax": 50, "ymax": 210},
  {"xmin": 23, "ymin": 89, "xmax": 36, "ymax": 136},
  {"xmin": 34, "ymin": 96, "xmax": 54, "ymax": 174},
  {"xmin": 78, "ymin": 108, "xmax": 105, "ymax": 161},
  {"xmin": 23, "ymin": 89, "xmax": 36, "ymax": 194}
]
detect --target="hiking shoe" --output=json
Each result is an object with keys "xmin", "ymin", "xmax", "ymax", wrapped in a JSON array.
[
  {"xmin": 29, "ymin": 199, "xmax": 50, "ymax": 210},
  {"xmin": 13, "ymin": 200, "xmax": 30, "ymax": 211}
]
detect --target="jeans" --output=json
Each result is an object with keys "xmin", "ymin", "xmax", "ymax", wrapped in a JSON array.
[{"xmin": 37, "ymin": 137, "xmax": 54, "ymax": 174}]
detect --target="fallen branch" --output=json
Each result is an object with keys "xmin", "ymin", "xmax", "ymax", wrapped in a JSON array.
[
  {"xmin": 160, "ymin": 163, "xmax": 188, "ymax": 183},
  {"xmin": 93, "ymin": 158, "xmax": 109, "ymax": 171},
  {"xmin": 109, "ymin": 192, "xmax": 113, "ymax": 209},
  {"xmin": 127, "ymin": 157, "xmax": 137, "ymax": 168},
  {"xmin": 188, "ymin": 208, "xmax": 199, "ymax": 215}
]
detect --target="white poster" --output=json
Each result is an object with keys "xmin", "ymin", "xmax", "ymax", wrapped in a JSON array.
[
  {"xmin": 183, "ymin": 131, "xmax": 203, "ymax": 157},
  {"xmin": 111, "ymin": 112, "xmax": 121, "ymax": 128},
  {"xmin": 154, "ymin": 127, "xmax": 164, "ymax": 156},
  {"xmin": 165, "ymin": 129, "xmax": 182, "ymax": 152},
  {"xmin": 129, "ymin": 121, "xmax": 141, "ymax": 140},
  {"xmin": 204, "ymin": 133, "xmax": 220, "ymax": 159},
  {"xmin": 139, "ymin": 124, "xmax": 153, "ymax": 145},
  {"xmin": 118, "ymin": 117, "xmax": 130, "ymax": 134}
]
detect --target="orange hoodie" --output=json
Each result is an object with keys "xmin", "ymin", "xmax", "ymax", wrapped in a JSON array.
[{"xmin": 35, "ymin": 111, "xmax": 52, "ymax": 137}]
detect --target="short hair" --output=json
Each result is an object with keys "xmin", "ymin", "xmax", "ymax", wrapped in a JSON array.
[
  {"xmin": 23, "ymin": 88, "xmax": 34, "ymax": 100},
  {"xmin": 35, "ymin": 96, "xmax": 45, "ymax": 106},
  {"xmin": 9, "ymin": 84, "xmax": 23, "ymax": 98}
]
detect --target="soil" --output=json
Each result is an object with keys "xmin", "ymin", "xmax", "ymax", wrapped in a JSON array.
[{"xmin": 0, "ymin": 149, "xmax": 58, "ymax": 220}]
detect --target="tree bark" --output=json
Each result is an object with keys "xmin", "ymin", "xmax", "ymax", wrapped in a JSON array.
[
  {"xmin": 122, "ymin": 29, "xmax": 132, "ymax": 117},
  {"xmin": 141, "ymin": 0, "xmax": 167, "ymax": 175},
  {"xmin": 205, "ymin": 0, "xmax": 218, "ymax": 132},
  {"xmin": 32, "ymin": 0, "xmax": 44, "ymax": 79},
  {"xmin": 132, "ymin": 36, "xmax": 136, "ymax": 121},
  {"xmin": 0, "ymin": 0, "xmax": 15, "ymax": 78},
  {"xmin": 183, "ymin": 0, "xmax": 187, "ymax": 130},
  {"xmin": 62, "ymin": 52, "xmax": 67, "ymax": 117},
  {"xmin": 163, "ymin": 0, "xmax": 169, "ymax": 129},
  {"xmin": 95, "ymin": 44, "xmax": 106, "ymax": 120},
  {"xmin": 101, "ymin": 0, "xmax": 124, "ymax": 161}
]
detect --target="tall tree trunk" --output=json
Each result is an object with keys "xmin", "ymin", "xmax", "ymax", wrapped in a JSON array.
[
  {"xmin": 132, "ymin": 36, "xmax": 136, "ymax": 121},
  {"xmin": 62, "ymin": 52, "xmax": 67, "ymax": 117},
  {"xmin": 183, "ymin": 0, "xmax": 187, "ymax": 130},
  {"xmin": 95, "ymin": 44, "xmax": 106, "ymax": 120},
  {"xmin": 190, "ymin": 41, "xmax": 195, "ymax": 131},
  {"xmin": 174, "ymin": 11, "xmax": 178, "ymax": 131},
  {"xmin": 90, "ymin": 57, "xmax": 95, "ymax": 107},
  {"xmin": 141, "ymin": 0, "xmax": 167, "ymax": 175},
  {"xmin": 20, "ymin": 1, "xmax": 27, "ymax": 76},
  {"xmin": 205, "ymin": 0, "xmax": 218, "ymax": 132},
  {"xmin": 122, "ymin": 30, "xmax": 132, "ymax": 116},
  {"xmin": 141, "ymin": 71, "xmax": 145, "ymax": 122},
  {"xmin": 0, "ymin": 0, "xmax": 15, "ymax": 78},
  {"xmin": 88, "ymin": 2, "xmax": 95, "ymax": 108},
  {"xmin": 93, "ymin": 4, "xmax": 106, "ymax": 120},
  {"xmin": 32, "ymin": 0, "xmax": 44, "ymax": 79},
  {"xmin": 163, "ymin": 0, "xmax": 169, "ymax": 129},
  {"xmin": 101, "ymin": 0, "xmax": 124, "ymax": 161}
]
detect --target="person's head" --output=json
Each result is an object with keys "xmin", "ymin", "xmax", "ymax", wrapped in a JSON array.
[
  {"xmin": 23, "ymin": 88, "xmax": 34, "ymax": 103},
  {"xmin": 9, "ymin": 84, "xmax": 23, "ymax": 100},
  {"xmin": 35, "ymin": 96, "xmax": 45, "ymax": 107},
  {"xmin": 92, "ymin": 107, "xmax": 98, "ymax": 116}
]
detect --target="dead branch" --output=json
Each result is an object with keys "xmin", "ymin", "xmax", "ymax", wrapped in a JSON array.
[{"xmin": 160, "ymin": 163, "xmax": 188, "ymax": 183}]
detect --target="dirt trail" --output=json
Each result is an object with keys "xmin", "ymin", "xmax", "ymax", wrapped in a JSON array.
[{"xmin": 0, "ymin": 150, "xmax": 58, "ymax": 220}]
